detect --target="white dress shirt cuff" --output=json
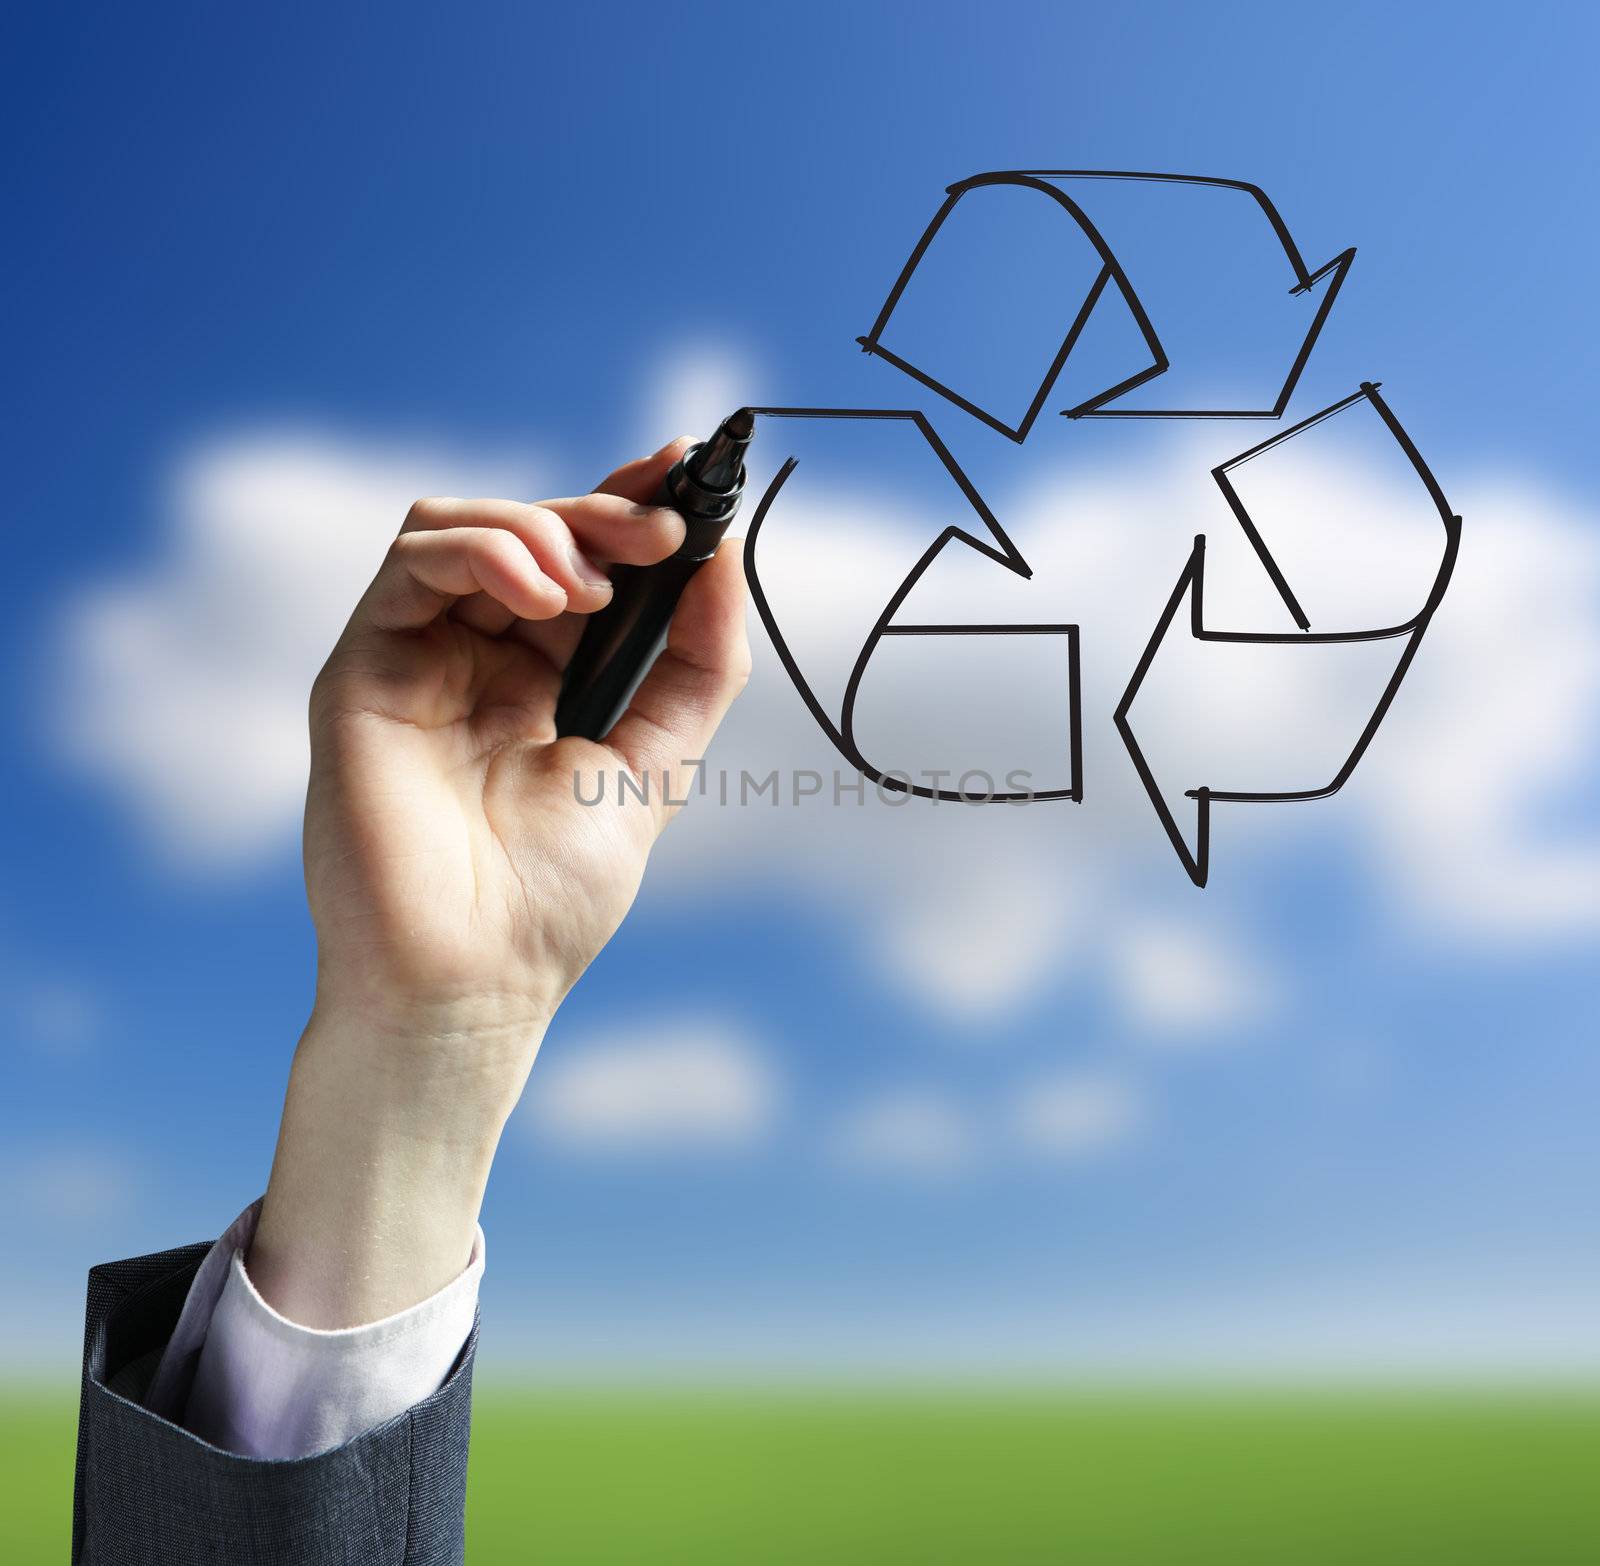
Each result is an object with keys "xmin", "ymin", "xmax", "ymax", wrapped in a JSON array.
[{"xmin": 146, "ymin": 1198, "xmax": 484, "ymax": 1460}]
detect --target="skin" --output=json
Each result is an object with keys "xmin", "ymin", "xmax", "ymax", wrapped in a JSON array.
[{"xmin": 247, "ymin": 437, "xmax": 750, "ymax": 1327}]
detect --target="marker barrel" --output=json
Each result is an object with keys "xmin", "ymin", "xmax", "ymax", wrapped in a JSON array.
[{"xmin": 555, "ymin": 411, "xmax": 753, "ymax": 740}]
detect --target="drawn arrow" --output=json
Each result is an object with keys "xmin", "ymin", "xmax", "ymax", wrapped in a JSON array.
[
  {"xmin": 743, "ymin": 407, "xmax": 1083, "ymax": 803},
  {"xmin": 859, "ymin": 169, "xmax": 1356, "ymax": 442},
  {"xmin": 1115, "ymin": 383, "xmax": 1461, "ymax": 886}
]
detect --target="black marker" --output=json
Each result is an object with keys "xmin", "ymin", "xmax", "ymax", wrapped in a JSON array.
[{"xmin": 555, "ymin": 407, "xmax": 756, "ymax": 740}]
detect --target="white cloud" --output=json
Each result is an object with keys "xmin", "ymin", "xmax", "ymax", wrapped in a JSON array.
[
  {"xmin": 1012, "ymin": 1072, "xmax": 1145, "ymax": 1158},
  {"xmin": 876, "ymin": 853, "xmax": 1086, "ymax": 1024},
  {"xmin": 1356, "ymin": 478, "xmax": 1600, "ymax": 938},
  {"xmin": 637, "ymin": 340, "xmax": 761, "ymax": 456},
  {"xmin": 827, "ymin": 1088, "xmax": 977, "ymax": 1176},
  {"xmin": 58, "ymin": 431, "xmax": 534, "ymax": 868},
  {"xmin": 828, "ymin": 1074, "xmax": 1144, "ymax": 1174},
  {"xmin": 523, "ymin": 1021, "xmax": 777, "ymax": 1153},
  {"xmin": 1111, "ymin": 918, "xmax": 1278, "ymax": 1036}
]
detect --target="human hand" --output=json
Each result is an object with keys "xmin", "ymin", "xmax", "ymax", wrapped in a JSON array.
[{"xmin": 250, "ymin": 438, "xmax": 750, "ymax": 1325}]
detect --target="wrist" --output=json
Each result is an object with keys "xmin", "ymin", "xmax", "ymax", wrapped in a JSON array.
[
  {"xmin": 301, "ymin": 995, "xmax": 549, "ymax": 1144},
  {"xmin": 249, "ymin": 1005, "xmax": 546, "ymax": 1327}
]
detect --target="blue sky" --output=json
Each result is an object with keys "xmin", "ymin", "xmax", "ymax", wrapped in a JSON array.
[{"xmin": 5, "ymin": 2, "xmax": 1599, "ymax": 1377}]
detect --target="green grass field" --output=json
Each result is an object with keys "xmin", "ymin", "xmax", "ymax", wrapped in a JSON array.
[{"xmin": 5, "ymin": 1385, "xmax": 1598, "ymax": 1562}]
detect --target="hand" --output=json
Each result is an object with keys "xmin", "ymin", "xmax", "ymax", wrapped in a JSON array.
[{"xmin": 249, "ymin": 438, "xmax": 750, "ymax": 1326}]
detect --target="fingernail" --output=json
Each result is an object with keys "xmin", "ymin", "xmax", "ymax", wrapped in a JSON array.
[
  {"xmin": 635, "ymin": 503, "xmax": 686, "ymax": 535},
  {"xmin": 570, "ymin": 546, "xmax": 611, "ymax": 590}
]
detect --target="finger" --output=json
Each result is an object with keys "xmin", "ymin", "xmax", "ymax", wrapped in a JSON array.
[
  {"xmin": 540, "ymin": 492, "xmax": 686, "ymax": 566},
  {"xmin": 357, "ymin": 526, "xmax": 567, "ymax": 633},
  {"xmin": 499, "ymin": 490, "xmax": 694, "ymax": 673},
  {"xmin": 399, "ymin": 496, "xmax": 615, "ymax": 613},
  {"xmin": 603, "ymin": 540, "xmax": 750, "ymax": 823},
  {"xmin": 594, "ymin": 436, "xmax": 696, "ymax": 505}
]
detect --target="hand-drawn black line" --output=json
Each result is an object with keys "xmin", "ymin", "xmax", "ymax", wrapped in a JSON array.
[
  {"xmin": 743, "ymin": 407, "xmax": 1083, "ymax": 803},
  {"xmin": 1115, "ymin": 382, "xmax": 1461, "ymax": 887},
  {"xmin": 858, "ymin": 170, "xmax": 1356, "ymax": 442}
]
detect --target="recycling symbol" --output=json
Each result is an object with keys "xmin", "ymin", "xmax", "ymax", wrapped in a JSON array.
[{"xmin": 743, "ymin": 169, "xmax": 1460, "ymax": 886}]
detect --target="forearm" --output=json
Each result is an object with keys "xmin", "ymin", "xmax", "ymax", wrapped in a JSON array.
[{"xmin": 248, "ymin": 1005, "xmax": 543, "ymax": 1328}]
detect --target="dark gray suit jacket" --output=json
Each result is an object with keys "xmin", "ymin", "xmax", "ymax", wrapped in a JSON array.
[{"xmin": 73, "ymin": 1240, "xmax": 478, "ymax": 1564}]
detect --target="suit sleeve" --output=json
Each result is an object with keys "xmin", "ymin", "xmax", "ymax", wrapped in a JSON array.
[{"xmin": 72, "ymin": 1241, "xmax": 478, "ymax": 1566}]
